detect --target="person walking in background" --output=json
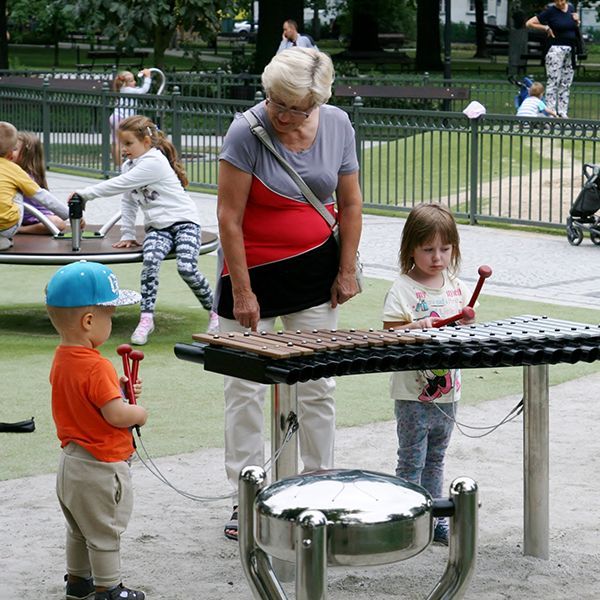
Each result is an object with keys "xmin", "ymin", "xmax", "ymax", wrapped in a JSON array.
[
  {"xmin": 516, "ymin": 82, "xmax": 558, "ymax": 118},
  {"xmin": 277, "ymin": 19, "xmax": 317, "ymax": 53},
  {"xmin": 216, "ymin": 47, "xmax": 362, "ymax": 540},
  {"xmin": 72, "ymin": 115, "xmax": 215, "ymax": 345},
  {"xmin": 382, "ymin": 203, "xmax": 476, "ymax": 546},
  {"xmin": 110, "ymin": 69, "xmax": 152, "ymax": 168},
  {"xmin": 46, "ymin": 260, "xmax": 147, "ymax": 600},
  {"xmin": 526, "ymin": 1, "xmax": 580, "ymax": 118},
  {"xmin": 14, "ymin": 131, "xmax": 67, "ymax": 234}
]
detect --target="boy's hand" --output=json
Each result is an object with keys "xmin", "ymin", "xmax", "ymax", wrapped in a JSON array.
[{"xmin": 120, "ymin": 375, "xmax": 142, "ymax": 401}]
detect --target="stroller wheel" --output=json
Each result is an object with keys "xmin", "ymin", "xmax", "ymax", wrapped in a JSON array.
[
  {"xmin": 590, "ymin": 231, "xmax": 600, "ymax": 246},
  {"xmin": 567, "ymin": 224, "xmax": 584, "ymax": 246}
]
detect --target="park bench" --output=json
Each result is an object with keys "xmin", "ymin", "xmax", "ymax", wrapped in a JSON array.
[
  {"xmin": 76, "ymin": 49, "xmax": 150, "ymax": 71},
  {"xmin": 377, "ymin": 33, "xmax": 405, "ymax": 50},
  {"xmin": 334, "ymin": 84, "xmax": 470, "ymax": 103}
]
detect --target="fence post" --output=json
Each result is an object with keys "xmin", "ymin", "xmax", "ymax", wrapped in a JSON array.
[
  {"xmin": 171, "ymin": 86, "xmax": 182, "ymax": 155},
  {"xmin": 100, "ymin": 82, "xmax": 111, "ymax": 177},
  {"xmin": 468, "ymin": 116, "xmax": 481, "ymax": 225},
  {"xmin": 352, "ymin": 96, "xmax": 364, "ymax": 174},
  {"xmin": 42, "ymin": 78, "xmax": 50, "ymax": 168},
  {"xmin": 215, "ymin": 68, "xmax": 224, "ymax": 99},
  {"xmin": 254, "ymin": 90, "xmax": 264, "ymax": 103}
]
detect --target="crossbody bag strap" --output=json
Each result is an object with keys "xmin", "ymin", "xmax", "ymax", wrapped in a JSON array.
[{"xmin": 242, "ymin": 110, "xmax": 337, "ymax": 230}]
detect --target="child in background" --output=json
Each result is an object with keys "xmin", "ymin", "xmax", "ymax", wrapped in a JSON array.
[
  {"xmin": 14, "ymin": 131, "xmax": 67, "ymax": 234},
  {"xmin": 516, "ymin": 81, "xmax": 558, "ymax": 118},
  {"xmin": 110, "ymin": 69, "xmax": 152, "ymax": 168},
  {"xmin": 72, "ymin": 115, "xmax": 215, "ymax": 345},
  {"xmin": 46, "ymin": 260, "xmax": 147, "ymax": 600},
  {"xmin": 382, "ymin": 203, "xmax": 476, "ymax": 546},
  {"xmin": 0, "ymin": 121, "xmax": 68, "ymax": 250}
]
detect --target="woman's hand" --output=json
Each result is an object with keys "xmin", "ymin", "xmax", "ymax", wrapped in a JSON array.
[
  {"xmin": 331, "ymin": 270, "xmax": 359, "ymax": 308},
  {"xmin": 233, "ymin": 289, "xmax": 261, "ymax": 331},
  {"xmin": 112, "ymin": 239, "xmax": 141, "ymax": 248}
]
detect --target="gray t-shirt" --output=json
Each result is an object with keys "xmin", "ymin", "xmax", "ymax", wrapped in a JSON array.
[{"xmin": 219, "ymin": 102, "xmax": 359, "ymax": 206}]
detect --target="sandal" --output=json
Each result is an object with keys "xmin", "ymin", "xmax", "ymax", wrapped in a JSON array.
[{"xmin": 224, "ymin": 506, "xmax": 238, "ymax": 541}]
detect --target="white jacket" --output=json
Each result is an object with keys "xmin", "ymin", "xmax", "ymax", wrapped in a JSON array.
[{"xmin": 77, "ymin": 148, "xmax": 200, "ymax": 241}]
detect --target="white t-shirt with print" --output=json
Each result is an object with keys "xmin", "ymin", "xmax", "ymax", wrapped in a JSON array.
[{"xmin": 382, "ymin": 271, "xmax": 473, "ymax": 403}]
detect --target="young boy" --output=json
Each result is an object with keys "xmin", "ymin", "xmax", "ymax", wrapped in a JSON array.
[
  {"xmin": 516, "ymin": 82, "xmax": 558, "ymax": 118},
  {"xmin": 46, "ymin": 260, "xmax": 147, "ymax": 600},
  {"xmin": 0, "ymin": 121, "xmax": 68, "ymax": 249}
]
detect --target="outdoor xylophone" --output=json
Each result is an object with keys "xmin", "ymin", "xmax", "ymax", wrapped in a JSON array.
[{"xmin": 174, "ymin": 315, "xmax": 600, "ymax": 385}]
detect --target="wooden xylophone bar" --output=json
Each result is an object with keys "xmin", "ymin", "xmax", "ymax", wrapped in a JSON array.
[{"xmin": 174, "ymin": 316, "xmax": 600, "ymax": 385}]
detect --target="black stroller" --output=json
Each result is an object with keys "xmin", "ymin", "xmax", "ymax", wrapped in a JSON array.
[{"xmin": 566, "ymin": 164, "xmax": 600, "ymax": 246}]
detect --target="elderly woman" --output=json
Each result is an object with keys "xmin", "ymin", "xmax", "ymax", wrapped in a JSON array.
[
  {"xmin": 216, "ymin": 48, "xmax": 363, "ymax": 540},
  {"xmin": 526, "ymin": 0, "xmax": 580, "ymax": 118}
]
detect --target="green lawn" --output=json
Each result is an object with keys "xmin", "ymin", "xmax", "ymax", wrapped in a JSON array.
[{"xmin": 1, "ymin": 257, "xmax": 599, "ymax": 481}]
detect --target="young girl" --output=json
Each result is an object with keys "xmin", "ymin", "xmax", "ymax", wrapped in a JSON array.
[
  {"xmin": 73, "ymin": 115, "xmax": 214, "ymax": 345},
  {"xmin": 14, "ymin": 132, "xmax": 67, "ymax": 235},
  {"xmin": 382, "ymin": 203, "xmax": 476, "ymax": 546},
  {"xmin": 110, "ymin": 69, "xmax": 152, "ymax": 168}
]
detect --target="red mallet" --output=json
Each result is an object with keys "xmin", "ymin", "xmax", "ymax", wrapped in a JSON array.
[
  {"xmin": 432, "ymin": 306, "xmax": 476, "ymax": 328},
  {"xmin": 468, "ymin": 265, "xmax": 492, "ymax": 308},
  {"xmin": 129, "ymin": 350, "xmax": 145, "ymax": 395},
  {"xmin": 116, "ymin": 344, "xmax": 136, "ymax": 403}
]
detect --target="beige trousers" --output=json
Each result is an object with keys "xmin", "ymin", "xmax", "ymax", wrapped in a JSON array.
[{"xmin": 56, "ymin": 442, "xmax": 134, "ymax": 588}]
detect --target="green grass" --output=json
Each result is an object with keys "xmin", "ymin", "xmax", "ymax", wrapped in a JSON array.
[
  {"xmin": 2, "ymin": 257, "xmax": 599, "ymax": 481},
  {"xmin": 361, "ymin": 130, "xmax": 549, "ymax": 208}
]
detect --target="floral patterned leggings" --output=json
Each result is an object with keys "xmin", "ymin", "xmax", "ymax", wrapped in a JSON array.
[
  {"xmin": 545, "ymin": 45, "xmax": 574, "ymax": 118},
  {"xmin": 140, "ymin": 222, "xmax": 213, "ymax": 313}
]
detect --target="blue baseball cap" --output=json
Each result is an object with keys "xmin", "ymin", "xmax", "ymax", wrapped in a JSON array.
[{"xmin": 46, "ymin": 261, "xmax": 141, "ymax": 308}]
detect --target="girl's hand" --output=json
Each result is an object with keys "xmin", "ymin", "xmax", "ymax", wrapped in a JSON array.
[
  {"xmin": 141, "ymin": 68, "xmax": 151, "ymax": 77},
  {"xmin": 113, "ymin": 239, "xmax": 141, "ymax": 248},
  {"xmin": 458, "ymin": 308, "xmax": 477, "ymax": 326}
]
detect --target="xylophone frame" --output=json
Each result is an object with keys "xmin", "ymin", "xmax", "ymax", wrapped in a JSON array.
[{"xmin": 175, "ymin": 315, "xmax": 600, "ymax": 561}]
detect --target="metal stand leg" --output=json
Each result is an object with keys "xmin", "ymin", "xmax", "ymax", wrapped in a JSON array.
[
  {"xmin": 271, "ymin": 384, "xmax": 299, "ymax": 582},
  {"xmin": 428, "ymin": 477, "xmax": 479, "ymax": 600},
  {"xmin": 523, "ymin": 364, "xmax": 549, "ymax": 559},
  {"xmin": 295, "ymin": 510, "xmax": 328, "ymax": 600},
  {"xmin": 271, "ymin": 383, "xmax": 299, "ymax": 481}
]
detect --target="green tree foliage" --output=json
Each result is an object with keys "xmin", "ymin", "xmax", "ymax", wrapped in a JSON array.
[
  {"xmin": 5, "ymin": 0, "xmax": 76, "ymax": 66},
  {"xmin": 64, "ymin": 0, "xmax": 237, "ymax": 68}
]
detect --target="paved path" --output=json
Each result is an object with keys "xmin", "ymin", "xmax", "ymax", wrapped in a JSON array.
[{"xmin": 47, "ymin": 171, "xmax": 600, "ymax": 310}]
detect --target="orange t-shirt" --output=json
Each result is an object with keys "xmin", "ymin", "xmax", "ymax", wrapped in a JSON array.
[{"xmin": 50, "ymin": 345, "xmax": 134, "ymax": 462}]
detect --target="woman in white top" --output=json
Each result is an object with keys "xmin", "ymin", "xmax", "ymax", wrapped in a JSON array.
[
  {"xmin": 74, "ymin": 115, "xmax": 214, "ymax": 345},
  {"xmin": 110, "ymin": 70, "xmax": 152, "ymax": 168}
]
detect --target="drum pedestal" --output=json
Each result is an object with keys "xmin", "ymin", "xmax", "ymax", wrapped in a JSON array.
[{"xmin": 239, "ymin": 467, "xmax": 478, "ymax": 600}]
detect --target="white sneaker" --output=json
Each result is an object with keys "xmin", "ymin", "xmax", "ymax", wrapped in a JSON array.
[
  {"xmin": 207, "ymin": 310, "xmax": 220, "ymax": 334},
  {"xmin": 0, "ymin": 237, "xmax": 13, "ymax": 251},
  {"xmin": 131, "ymin": 315, "xmax": 155, "ymax": 345}
]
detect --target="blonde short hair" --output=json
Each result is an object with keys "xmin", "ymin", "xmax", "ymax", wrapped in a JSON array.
[
  {"xmin": 261, "ymin": 48, "xmax": 334, "ymax": 107},
  {"xmin": 529, "ymin": 82, "xmax": 544, "ymax": 98},
  {"xmin": 0, "ymin": 121, "xmax": 18, "ymax": 156}
]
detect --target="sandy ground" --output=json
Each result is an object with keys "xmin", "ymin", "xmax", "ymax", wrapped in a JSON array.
[{"xmin": 2, "ymin": 372, "xmax": 600, "ymax": 599}]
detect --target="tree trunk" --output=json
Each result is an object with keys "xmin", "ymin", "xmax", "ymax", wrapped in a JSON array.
[
  {"xmin": 153, "ymin": 27, "xmax": 173, "ymax": 69},
  {"xmin": 255, "ymin": 0, "xmax": 303, "ymax": 74},
  {"xmin": 416, "ymin": 0, "xmax": 443, "ymax": 71},
  {"xmin": 0, "ymin": 0, "xmax": 8, "ymax": 70},
  {"xmin": 349, "ymin": 0, "xmax": 381, "ymax": 52},
  {"xmin": 473, "ymin": 0, "xmax": 489, "ymax": 58}
]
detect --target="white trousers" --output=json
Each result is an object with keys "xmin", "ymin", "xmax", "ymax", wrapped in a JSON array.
[{"xmin": 220, "ymin": 301, "xmax": 338, "ymax": 497}]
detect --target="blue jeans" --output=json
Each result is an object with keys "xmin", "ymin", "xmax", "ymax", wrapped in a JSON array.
[{"xmin": 394, "ymin": 399, "xmax": 456, "ymax": 499}]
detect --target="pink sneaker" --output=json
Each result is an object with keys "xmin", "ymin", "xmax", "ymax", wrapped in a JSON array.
[
  {"xmin": 207, "ymin": 310, "xmax": 220, "ymax": 334},
  {"xmin": 131, "ymin": 315, "xmax": 154, "ymax": 345}
]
